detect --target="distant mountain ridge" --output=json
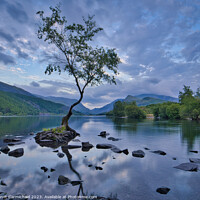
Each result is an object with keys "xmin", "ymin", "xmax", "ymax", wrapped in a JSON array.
[{"xmin": 0, "ymin": 81, "xmax": 179, "ymax": 115}]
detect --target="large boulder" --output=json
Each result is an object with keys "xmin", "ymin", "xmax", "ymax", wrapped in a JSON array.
[
  {"xmin": 82, "ymin": 142, "xmax": 94, "ymax": 152},
  {"xmin": 8, "ymin": 148, "xmax": 24, "ymax": 158},
  {"xmin": 156, "ymin": 187, "xmax": 170, "ymax": 194},
  {"xmin": 174, "ymin": 163, "xmax": 198, "ymax": 171},
  {"xmin": 0, "ymin": 146, "xmax": 10, "ymax": 154},
  {"xmin": 58, "ymin": 175, "xmax": 71, "ymax": 185},
  {"xmin": 132, "ymin": 150, "xmax": 145, "ymax": 158}
]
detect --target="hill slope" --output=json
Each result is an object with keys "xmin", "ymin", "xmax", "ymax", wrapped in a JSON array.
[{"xmin": 0, "ymin": 91, "xmax": 80, "ymax": 116}]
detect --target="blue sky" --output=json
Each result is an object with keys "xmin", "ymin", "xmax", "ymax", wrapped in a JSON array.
[{"xmin": 0, "ymin": 0, "xmax": 200, "ymax": 108}]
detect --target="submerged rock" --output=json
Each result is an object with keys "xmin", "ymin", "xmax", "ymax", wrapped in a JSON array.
[
  {"xmin": 122, "ymin": 149, "xmax": 129, "ymax": 155},
  {"xmin": 58, "ymin": 175, "xmax": 71, "ymax": 185},
  {"xmin": 107, "ymin": 137, "xmax": 121, "ymax": 141},
  {"xmin": 8, "ymin": 148, "xmax": 24, "ymax": 158},
  {"xmin": 144, "ymin": 147, "xmax": 150, "ymax": 150},
  {"xmin": 96, "ymin": 144, "xmax": 113, "ymax": 149},
  {"xmin": 0, "ymin": 146, "xmax": 10, "ymax": 154},
  {"xmin": 57, "ymin": 153, "xmax": 65, "ymax": 158},
  {"xmin": 98, "ymin": 131, "xmax": 110, "ymax": 138},
  {"xmin": 41, "ymin": 166, "xmax": 48, "ymax": 172},
  {"xmin": 82, "ymin": 142, "xmax": 94, "ymax": 152},
  {"xmin": 50, "ymin": 168, "xmax": 55, "ymax": 172},
  {"xmin": 174, "ymin": 163, "xmax": 198, "ymax": 171},
  {"xmin": 190, "ymin": 150, "xmax": 198, "ymax": 153},
  {"xmin": 172, "ymin": 157, "xmax": 177, "ymax": 160},
  {"xmin": 0, "ymin": 180, "xmax": 7, "ymax": 186},
  {"xmin": 3, "ymin": 138, "xmax": 21, "ymax": 143},
  {"xmin": 7, "ymin": 142, "xmax": 25, "ymax": 146},
  {"xmin": 151, "ymin": 150, "xmax": 166, "ymax": 156},
  {"xmin": 132, "ymin": 150, "xmax": 145, "ymax": 158},
  {"xmin": 156, "ymin": 187, "xmax": 170, "ymax": 194},
  {"xmin": 111, "ymin": 146, "xmax": 122, "ymax": 153},
  {"xmin": 95, "ymin": 166, "xmax": 103, "ymax": 170},
  {"xmin": 88, "ymin": 164, "xmax": 93, "ymax": 167},
  {"xmin": 189, "ymin": 158, "xmax": 200, "ymax": 163}
]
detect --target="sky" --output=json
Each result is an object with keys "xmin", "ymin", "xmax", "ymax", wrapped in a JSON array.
[{"xmin": 0, "ymin": 0, "xmax": 200, "ymax": 109}]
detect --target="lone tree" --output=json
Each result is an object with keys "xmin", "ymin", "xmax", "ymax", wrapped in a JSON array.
[{"xmin": 37, "ymin": 5, "xmax": 120, "ymax": 131}]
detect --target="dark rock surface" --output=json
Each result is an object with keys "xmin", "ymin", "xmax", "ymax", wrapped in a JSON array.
[
  {"xmin": 63, "ymin": 145, "xmax": 81, "ymax": 149},
  {"xmin": 144, "ymin": 147, "xmax": 150, "ymax": 150},
  {"xmin": 151, "ymin": 150, "xmax": 166, "ymax": 156},
  {"xmin": 156, "ymin": 187, "xmax": 170, "ymax": 194},
  {"xmin": 3, "ymin": 138, "xmax": 21, "ymax": 143},
  {"xmin": 98, "ymin": 131, "xmax": 110, "ymax": 137},
  {"xmin": 50, "ymin": 168, "xmax": 55, "ymax": 172},
  {"xmin": 58, "ymin": 175, "xmax": 71, "ymax": 185},
  {"xmin": 107, "ymin": 137, "xmax": 121, "ymax": 141},
  {"xmin": 8, "ymin": 148, "xmax": 24, "ymax": 158},
  {"xmin": 0, "ymin": 180, "xmax": 7, "ymax": 186},
  {"xmin": 174, "ymin": 163, "xmax": 198, "ymax": 171},
  {"xmin": 82, "ymin": 142, "xmax": 94, "ymax": 152},
  {"xmin": 41, "ymin": 166, "xmax": 48, "ymax": 172},
  {"xmin": 122, "ymin": 149, "xmax": 129, "ymax": 155},
  {"xmin": 95, "ymin": 166, "xmax": 103, "ymax": 170},
  {"xmin": 0, "ymin": 146, "xmax": 10, "ymax": 154},
  {"xmin": 57, "ymin": 152, "xmax": 65, "ymax": 158},
  {"xmin": 189, "ymin": 158, "xmax": 200, "ymax": 163},
  {"xmin": 96, "ymin": 144, "xmax": 113, "ymax": 149},
  {"xmin": 132, "ymin": 150, "xmax": 145, "ymax": 158},
  {"xmin": 190, "ymin": 150, "xmax": 198, "ymax": 153},
  {"xmin": 7, "ymin": 142, "xmax": 25, "ymax": 146}
]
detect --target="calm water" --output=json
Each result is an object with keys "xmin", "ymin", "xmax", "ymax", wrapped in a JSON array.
[{"xmin": 0, "ymin": 116, "xmax": 200, "ymax": 200}]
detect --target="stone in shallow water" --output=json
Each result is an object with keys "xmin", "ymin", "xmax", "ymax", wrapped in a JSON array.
[
  {"xmin": 189, "ymin": 158, "xmax": 200, "ymax": 163},
  {"xmin": 57, "ymin": 153, "xmax": 65, "ymax": 158},
  {"xmin": 144, "ymin": 147, "xmax": 150, "ymax": 150},
  {"xmin": 8, "ymin": 148, "xmax": 24, "ymax": 158},
  {"xmin": 58, "ymin": 175, "xmax": 71, "ymax": 185},
  {"xmin": 98, "ymin": 131, "xmax": 109, "ymax": 137},
  {"xmin": 190, "ymin": 150, "xmax": 198, "ymax": 153},
  {"xmin": 174, "ymin": 163, "xmax": 198, "ymax": 171},
  {"xmin": 96, "ymin": 144, "xmax": 113, "ymax": 149},
  {"xmin": 3, "ymin": 138, "xmax": 21, "ymax": 143},
  {"xmin": 95, "ymin": 166, "xmax": 103, "ymax": 170},
  {"xmin": 156, "ymin": 187, "xmax": 170, "ymax": 194},
  {"xmin": 50, "ymin": 168, "xmax": 55, "ymax": 172},
  {"xmin": 132, "ymin": 150, "xmax": 145, "ymax": 158},
  {"xmin": 41, "ymin": 166, "xmax": 48, "ymax": 172},
  {"xmin": 63, "ymin": 145, "xmax": 81, "ymax": 149},
  {"xmin": 151, "ymin": 150, "xmax": 166, "ymax": 156},
  {"xmin": 107, "ymin": 137, "xmax": 120, "ymax": 141},
  {"xmin": 0, "ymin": 146, "xmax": 10, "ymax": 154},
  {"xmin": 0, "ymin": 180, "xmax": 7, "ymax": 186},
  {"xmin": 82, "ymin": 142, "xmax": 94, "ymax": 152},
  {"xmin": 122, "ymin": 149, "xmax": 129, "ymax": 155}
]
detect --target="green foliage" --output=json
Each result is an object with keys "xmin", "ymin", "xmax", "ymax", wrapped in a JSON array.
[
  {"xmin": 0, "ymin": 91, "xmax": 72, "ymax": 116},
  {"xmin": 111, "ymin": 101, "xmax": 146, "ymax": 119},
  {"xmin": 166, "ymin": 104, "xmax": 181, "ymax": 119},
  {"xmin": 179, "ymin": 85, "xmax": 194, "ymax": 104},
  {"xmin": 125, "ymin": 104, "xmax": 146, "ymax": 119},
  {"xmin": 113, "ymin": 101, "xmax": 125, "ymax": 117}
]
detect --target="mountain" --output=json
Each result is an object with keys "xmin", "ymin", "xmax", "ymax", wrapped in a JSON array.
[
  {"xmin": 90, "ymin": 99, "xmax": 123, "ymax": 115},
  {"xmin": 38, "ymin": 96, "xmax": 91, "ymax": 114},
  {"xmin": 135, "ymin": 94, "xmax": 178, "ymax": 102},
  {"xmin": 0, "ymin": 81, "xmax": 33, "ymax": 96}
]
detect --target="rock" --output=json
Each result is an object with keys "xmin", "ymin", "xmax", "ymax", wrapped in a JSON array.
[
  {"xmin": 71, "ymin": 181, "xmax": 83, "ymax": 186},
  {"xmin": 0, "ymin": 146, "xmax": 10, "ymax": 154},
  {"xmin": 41, "ymin": 166, "xmax": 48, "ymax": 172},
  {"xmin": 3, "ymin": 138, "xmax": 21, "ymax": 143},
  {"xmin": 63, "ymin": 145, "xmax": 81, "ymax": 149},
  {"xmin": 50, "ymin": 168, "xmax": 55, "ymax": 172},
  {"xmin": 7, "ymin": 142, "xmax": 25, "ymax": 146},
  {"xmin": 174, "ymin": 163, "xmax": 198, "ymax": 171},
  {"xmin": 88, "ymin": 164, "xmax": 93, "ymax": 167},
  {"xmin": 111, "ymin": 146, "xmax": 122, "ymax": 153},
  {"xmin": 156, "ymin": 187, "xmax": 170, "ymax": 194},
  {"xmin": 96, "ymin": 144, "xmax": 113, "ymax": 149},
  {"xmin": 151, "ymin": 150, "xmax": 166, "ymax": 156},
  {"xmin": 190, "ymin": 150, "xmax": 198, "ymax": 153},
  {"xmin": 72, "ymin": 139, "xmax": 81, "ymax": 142},
  {"xmin": 95, "ymin": 166, "xmax": 103, "ymax": 170},
  {"xmin": 113, "ymin": 157, "xmax": 116, "ymax": 159},
  {"xmin": 132, "ymin": 150, "xmax": 145, "ymax": 158},
  {"xmin": 144, "ymin": 147, "xmax": 150, "ymax": 150},
  {"xmin": 189, "ymin": 158, "xmax": 200, "ymax": 163},
  {"xmin": 122, "ymin": 149, "xmax": 129, "ymax": 155},
  {"xmin": 58, "ymin": 175, "xmax": 71, "ymax": 185},
  {"xmin": 0, "ymin": 180, "xmax": 7, "ymax": 186},
  {"xmin": 102, "ymin": 162, "xmax": 105, "ymax": 165},
  {"xmin": 57, "ymin": 153, "xmax": 65, "ymax": 158},
  {"xmin": 98, "ymin": 131, "xmax": 109, "ymax": 137},
  {"xmin": 8, "ymin": 148, "xmax": 24, "ymax": 158},
  {"xmin": 30, "ymin": 132, "xmax": 34, "ymax": 135},
  {"xmin": 82, "ymin": 142, "xmax": 94, "ymax": 152},
  {"xmin": 107, "ymin": 137, "xmax": 120, "ymax": 141},
  {"xmin": 48, "ymin": 176, "xmax": 50, "ymax": 178},
  {"xmin": 172, "ymin": 157, "xmax": 177, "ymax": 160},
  {"xmin": 53, "ymin": 150, "xmax": 59, "ymax": 153}
]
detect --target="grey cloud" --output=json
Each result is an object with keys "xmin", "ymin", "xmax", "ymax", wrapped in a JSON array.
[
  {"xmin": 6, "ymin": 2, "xmax": 29, "ymax": 23},
  {"xmin": 0, "ymin": 30, "xmax": 14, "ymax": 42},
  {"xmin": 0, "ymin": 52, "xmax": 15, "ymax": 65},
  {"xmin": 30, "ymin": 81, "xmax": 40, "ymax": 87}
]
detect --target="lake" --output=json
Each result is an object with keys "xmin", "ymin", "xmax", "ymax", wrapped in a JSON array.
[{"xmin": 0, "ymin": 116, "xmax": 200, "ymax": 200}]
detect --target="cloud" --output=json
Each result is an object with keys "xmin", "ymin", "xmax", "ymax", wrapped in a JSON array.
[
  {"xmin": 0, "ymin": 52, "xmax": 15, "ymax": 65},
  {"xmin": 30, "ymin": 81, "xmax": 40, "ymax": 87}
]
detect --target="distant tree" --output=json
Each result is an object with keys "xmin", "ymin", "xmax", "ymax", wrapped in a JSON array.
[
  {"xmin": 113, "ymin": 101, "xmax": 125, "ymax": 117},
  {"xmin": 125, "ymin": 104, "xmax": 146, "ymax": 119},
  {"xmin": 166, "ymin": 104, "xmax": 181, "ymax": 119},
  {"xmin": 195, "ymin": 87, "xmax": 200, "ymax": 98},
  {"xmin": 36, "ymin": 5, "xmax": 120, "ymax": 131},
  {"xmin": 179, "ymin": 85, "xmax": 194, "ymax": 104}
]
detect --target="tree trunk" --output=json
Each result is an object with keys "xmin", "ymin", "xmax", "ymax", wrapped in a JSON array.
[{"xmin": 61, "ymin": 91, "xmax": 83, "ymax": 132}]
